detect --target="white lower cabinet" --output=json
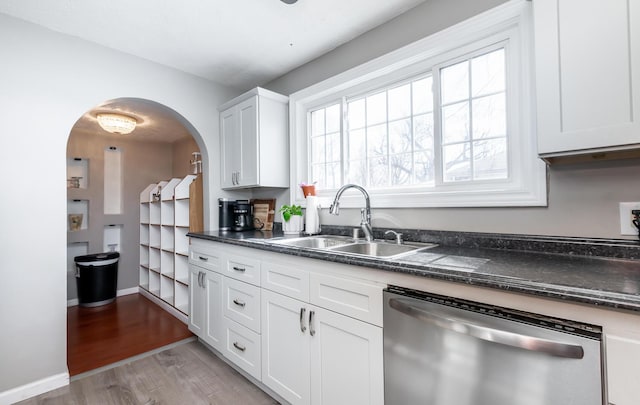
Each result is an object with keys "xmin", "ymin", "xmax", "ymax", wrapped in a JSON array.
[
  {"xmin": 188, "ymin": 265, "xmax": 206, "ymax": 336},
  {"xmin": 203, "ymin": 270, "xmax": 224, "ymax": 351},
  {"xmin": 188, "ymin": 264, "xmax": 224, "ymax": 351},
  {"xmin": 606, "ymin": 334, "xmax": 640, "ymax": 405},
  {"xmin": 261, "ymin": 289, "xmax": 383, "ymax": 405}
]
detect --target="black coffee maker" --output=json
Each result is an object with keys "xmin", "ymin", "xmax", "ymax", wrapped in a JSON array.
[
  {"xmin": 232, "ymin": 200, "xmax": 253, "ymax": 231},
  {"xmin": 218, "ymin": 198, "xmax": 234, "ymax": 231}
]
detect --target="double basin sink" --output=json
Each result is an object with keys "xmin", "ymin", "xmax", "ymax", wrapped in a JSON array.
[{"xmin": 265, "ymin": 235, "xmax": 436, "ymax": 259}]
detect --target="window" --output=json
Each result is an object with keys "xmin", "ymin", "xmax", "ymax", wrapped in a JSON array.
[{"xmin": 291, "ymin": 1, "xmax": 546, "ymax": 208}]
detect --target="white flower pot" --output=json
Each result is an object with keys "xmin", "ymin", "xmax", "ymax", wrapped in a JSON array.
[{"xmin": 282, "ymin": 214, "xmax": 303, "ymax": 234}]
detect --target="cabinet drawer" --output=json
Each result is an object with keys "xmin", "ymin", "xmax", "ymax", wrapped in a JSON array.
[
  {"xmin": 189, "ymin": 248, "xmax": 221, "ymax": 273},
  {"xmin": 223, "ymin": 277, "xmax": 261, "ymax": 333},
  {"xmin": 223, "ymin": 318, "xmax": 262, "ymax": 381},
  {"xmin": 310, "ymin": 273, "xmax": 384, "ymax": 327},
  {"xmin": 224, "ymin": 254, "xmax": 261, "ymax": 286},
  {"xmin": 261, "ymin": 261, "xmax": 310, "ymax": 302}
]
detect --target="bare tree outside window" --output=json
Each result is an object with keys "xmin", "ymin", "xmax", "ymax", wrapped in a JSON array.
[{"xmin": 309, "ymin": 47, "xmax": 507, "ymax": 191}]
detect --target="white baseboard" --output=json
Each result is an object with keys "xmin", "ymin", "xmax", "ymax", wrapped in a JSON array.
[
  {"xmin": 66, "ymin": 286, "xmax": 140, "ymax": 307},
  {"xmin": 0, "ymin": 372, "xmax": 69, "ymax": 405}
]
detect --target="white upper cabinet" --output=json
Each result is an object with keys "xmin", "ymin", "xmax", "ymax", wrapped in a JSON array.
[
  {"xmin": 219, "ymin": 87, "xmax": 289, "ymax": 189},
  {"xmin": 534, "ymin": 0, "xmax": 640, "ymax": 159}
]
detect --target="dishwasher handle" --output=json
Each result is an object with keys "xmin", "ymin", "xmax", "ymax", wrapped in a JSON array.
[{"xmin": 389, "ymin": 298, "xmax": 585, "ymax": 359}]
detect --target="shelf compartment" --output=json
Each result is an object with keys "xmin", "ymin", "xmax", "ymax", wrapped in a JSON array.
[
  {"xmin": 149, "ymin": 225, "xmax": 161, "ymax": 248},
  {"xmin": 149, "ymin": 247, "xmax": 160, "ymax": 270},
  {"xmin": 175, "ymin": 227, "xmax": 189, "ymax": 256},
  {"xmin": 140, "ymin": 245, "xmax": 149, "ymax": 268},
  {"xmin": 160, "ymin": 250, "xmax": 175, "ymax": 278},
  {"xmin": 150, "ymin": 201, "xmax": 161, "ymax": 225},
  {"xmin": 139, "ymin": 266, "xmax": 149, "ymax": 290},
  {"xmin": 175, "ymin": 255, "xmax": 189, "ymax": 285},
  {"xmin": 175, "ymin": 199, "xmax": 190, "ymax": 227},
  {"xmin": 103, "ymin": 224, "xmax": 122, "ymax": 252},
  {"xmin": 67, "ymin": 157, "xmax": 88, "ymax": 189},
  {"xmin": 161, "ymin": 200, "xmax": 175, "ymax": 226},
  {"xmin": 161, "ymin": 226, "xmax": 175, "ymax": 251},
  {"xmin": 140, "ymin": 224, "xmax": 150, "ymax": 246},
  {"xmin": 149, "ymin": 271, "xmax": 161, "ymax": 297},
  {"xmin": 175, "ymin": 283, "xmax": 189, "ymax": 316},
  {"xmin": 68, "ymin": 199, "xmax": 89, "ymax": 232},
  {"xmin": 160, "ymin": 275, "xmax": 174, "ymax": 304}
]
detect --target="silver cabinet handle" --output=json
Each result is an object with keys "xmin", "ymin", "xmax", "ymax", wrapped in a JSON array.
[
  {"xmin": 197, "ymin": 272, "xmax": 202, "ymax": 288},
  {"xmin": 233, "ymin": 299, "xmax": 246, "ymax": 307},
  {"xmin": 198, "ymin": 256, "xmax": 208, "ymax": 261},
  {"xmin": 389, "ymin": 298, "xmax": 585, "ymax": 359},
  {"xmin": 232, "ymin": 266, "xmax": 246, "ymax": 272},
  {"xmin": 231, "ymin": 172, "xmax": 236, "ymax": 185},
  {"xmin": 309, "ymin": 310, "xmax": 316, "ymax": 337},
  {"xmin": 300, "ymin": 308, "xmax": 307, "ymax": 333},
  {"xmin": 233, "ymin": 342, "xmax": 246, "ymax": 352},
  {"xmin": 199, "ymin": 272, "xmax": 205, "ymax": 288}
]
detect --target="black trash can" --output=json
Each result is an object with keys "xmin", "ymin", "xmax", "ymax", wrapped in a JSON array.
[{"xmin": 74, "ymin": 252, "xmax": 119, "ymax": 307}]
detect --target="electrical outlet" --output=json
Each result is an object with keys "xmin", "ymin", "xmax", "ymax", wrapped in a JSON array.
[{"xmin": 619, "ymin": 202, "xmax": 640, "ymax": 235}]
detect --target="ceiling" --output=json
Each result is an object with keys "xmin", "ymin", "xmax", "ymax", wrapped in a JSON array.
[{"xmin": 1, "ymin": 0, "xmax": 427, "ymax": 142}]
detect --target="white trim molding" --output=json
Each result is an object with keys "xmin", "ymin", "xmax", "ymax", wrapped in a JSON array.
[
  {"xmin": 288, "ymin": 0, "xmax": 546, "ymax": 208},
  {"xmin": 0, "ymin": 372, "xmax": 69, "ymax": 405}
]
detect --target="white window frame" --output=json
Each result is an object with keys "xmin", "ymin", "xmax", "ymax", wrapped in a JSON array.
[{"xmin": 288, "ymin": 0, "xmax": 546, "ymax": 208}]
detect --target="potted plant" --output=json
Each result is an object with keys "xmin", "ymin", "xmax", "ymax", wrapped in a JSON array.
[{"xmin": 279, "ymin": 204, "xmax": 303, "ymax": 234}]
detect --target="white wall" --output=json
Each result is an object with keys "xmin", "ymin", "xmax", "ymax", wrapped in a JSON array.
[
  {"xmin": 264, "ymin": 0, "xmax": 640, "ymax": 240},
  {"xmin": 0, "ymin": 14, "xmax": 238, "ymax": 398}
]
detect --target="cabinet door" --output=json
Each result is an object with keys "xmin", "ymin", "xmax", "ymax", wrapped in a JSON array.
[
  {"xmin": 606, "ymin": 334, "xmax": 640, "ymax": 405},
  {"xmin": 309, "ymin": 307, "xmax": 384, "ymax": 405},
  {"xmin": 220, "ymin": 106, "xmax": 239, "ymax": 188},
  {"xmin": 262, "ymin": 290, "xmax": 311, "ymax": 405},
  {"xmin": 204, "ymin": 270, "xmax": 224, "ymax": 351},
  {"xmin": 188, "ymin": 266, "xmax": 205, "ymax": 336},
  {"xmin": 534, "ymin": 0, "xmax": 640, "ymax": 155},
  {"xmin": 237, "ymin": 96, "xmax": 259, "ymax": 187}
]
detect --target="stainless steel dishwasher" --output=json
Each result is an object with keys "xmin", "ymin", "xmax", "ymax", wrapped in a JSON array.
[{"xmin": 384, "ymin": 285, "xmax": 604, "ymax": 405}]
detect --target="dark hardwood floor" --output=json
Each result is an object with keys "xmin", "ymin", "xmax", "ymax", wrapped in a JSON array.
[{"xmin": 67, "ymin": 293, "xmax": 193, "ymax": 376}]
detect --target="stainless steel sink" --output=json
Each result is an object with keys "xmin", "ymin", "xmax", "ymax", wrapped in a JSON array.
[
  {"xmin": 330, "ymin": 241, "xmax": 433, "ymax": 258},
  {"xmin": 269, "ymin": 235, "xmax": 436, "ymax": 259},
  {"xmin": 270, "ymin": 235, "xmax": 355, "ymax": 249}
]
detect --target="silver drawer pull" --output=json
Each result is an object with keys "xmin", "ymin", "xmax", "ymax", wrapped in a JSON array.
[
  {"xmin": 232, "ymin": 266, "xmax": 246, "ymax": 272},
  {"xmin": 233, "ymin": 299, "xmax": 246, "ymax": 307},
  {"xmin": 233, "ymin": 342, "xmax": 246, "ymax": 352},
  {"xmin": 309, "ymin": 310, "xmax": 316, "ymax": 337},
  {"xmin": 299, "ymin": 307, "xmax": 307, "ymax": 333},
  {"xmin": 198, "ymin": 256, "xmax": 208, "ymax": 261}
]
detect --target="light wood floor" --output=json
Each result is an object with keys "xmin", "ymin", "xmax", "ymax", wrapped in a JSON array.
[
  {"xmin": 17, "ymin": 340, "xmax": 280, "ymax": 404},
  {"xmin": 67, "ymin": 293, "xmax": 194, "ymax": 376}
]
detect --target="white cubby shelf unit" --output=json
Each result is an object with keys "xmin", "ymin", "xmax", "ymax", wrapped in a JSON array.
[{"xmin": 139, "ymin": 175, "xmax": 198, "ymax": 317}]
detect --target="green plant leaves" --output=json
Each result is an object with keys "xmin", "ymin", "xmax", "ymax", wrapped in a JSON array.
[{"xmin": 278, "ymin": 204, "xmax": 302, "ymax": 222}]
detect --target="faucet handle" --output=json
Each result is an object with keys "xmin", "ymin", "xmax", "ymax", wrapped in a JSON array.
[{"xmin": 384, "ymin": 230, "xmax": 403, "ymax": 245}]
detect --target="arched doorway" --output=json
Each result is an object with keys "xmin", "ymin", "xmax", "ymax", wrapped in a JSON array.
[{"xmin": 65, "ymin": 97, "xmax": 206, "ymax": 375}]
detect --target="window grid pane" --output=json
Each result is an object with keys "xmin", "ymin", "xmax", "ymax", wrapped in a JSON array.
[
  {"xmin": 440, "ymin": 48, "xmax": 508, "ymax": 183},
  {"xmin": 345, "ymin": 75, "xmax": 435, "ymax": 189},
  {"xmin": 310, "ymin": 103, "xmax": 342, "ymax": 187}
]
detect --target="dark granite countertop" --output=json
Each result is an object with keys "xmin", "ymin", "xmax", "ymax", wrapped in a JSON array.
[{"xmin": 188, "ymin": 228, "xmax": 640, "ymax": 313}]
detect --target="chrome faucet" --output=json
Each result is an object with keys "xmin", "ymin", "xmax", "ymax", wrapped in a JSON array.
[{"xmin": 329, "ymin": 184, "xmax": 374, "ymax": 241}]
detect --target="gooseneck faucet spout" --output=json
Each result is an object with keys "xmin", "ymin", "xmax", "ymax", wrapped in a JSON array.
[{"xmin": 329, "ymin": 184, "xmax": 374, "ymax": 241}]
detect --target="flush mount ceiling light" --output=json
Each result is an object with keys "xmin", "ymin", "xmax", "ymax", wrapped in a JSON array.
[
  {"xmin": 280, "ymin": 0, "xmax": 298, "ymax": 4},
  {"xmin": 97, "ymin": 113, "xmax": 137, "ymax": 134}
]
